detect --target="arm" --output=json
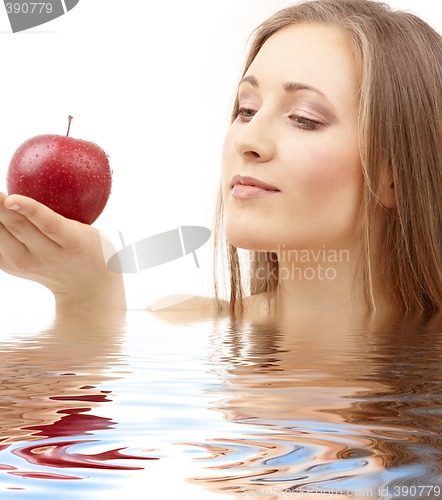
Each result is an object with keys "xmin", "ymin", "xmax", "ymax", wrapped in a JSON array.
[{"xmin": 0, "ymin": 192, "xmax": 126, "ymax": 314}]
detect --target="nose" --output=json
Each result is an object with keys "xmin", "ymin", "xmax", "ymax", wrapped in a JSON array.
[{"xmin": 233, "ymin": 112, "xmax": 275, "ymax": 163}]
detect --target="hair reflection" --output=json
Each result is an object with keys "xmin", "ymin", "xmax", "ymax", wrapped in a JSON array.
[{"xmin": 185, "ymin": 312, "xmax": 442, "ymax": 498}]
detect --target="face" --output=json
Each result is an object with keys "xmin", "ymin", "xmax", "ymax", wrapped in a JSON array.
[{"xmin": 222, "ymin": 24, "xmax": 363, "ymax": 254}]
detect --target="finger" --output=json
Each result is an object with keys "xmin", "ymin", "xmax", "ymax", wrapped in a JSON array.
[
  {"xmin": 2, "ymin": 194, "xmax": 83, "ymax": 248},
  {"xmin": 0, "ymin": 221, "xmax": 28, "ymax": 254},
  {"xmin": 0, "ymin": 222, "xmax": 32, "ymax": 274},
  {"xmin": 0, "ymin": 203, "xmax": 62, "ymax": 256},
  {"xmin": 0, "ymin": 194, "xmax": 62, "ymax": 251}
]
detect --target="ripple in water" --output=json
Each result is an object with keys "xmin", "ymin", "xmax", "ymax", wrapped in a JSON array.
[{"xmin": 1, "ymin": 311, "xmax": 442, "ymax": 498}]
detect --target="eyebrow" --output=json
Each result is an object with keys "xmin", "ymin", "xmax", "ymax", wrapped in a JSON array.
[{"xmin": 239, "ymin": 75, "xmax": 329, "ymax": 101}]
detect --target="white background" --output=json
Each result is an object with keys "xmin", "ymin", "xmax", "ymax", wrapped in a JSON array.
[{"xmin": 0, "ymin": 0, "xmax": 440, "ymax": 319}]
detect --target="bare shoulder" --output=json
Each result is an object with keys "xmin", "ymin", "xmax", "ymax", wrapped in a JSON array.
[
  {"xmin": 146, "ymin": 292, "xmax": 271, "ymax": 323},
  {"xmin": 146, "ymin": 294, "xmax": 230, "ymax": 322}
]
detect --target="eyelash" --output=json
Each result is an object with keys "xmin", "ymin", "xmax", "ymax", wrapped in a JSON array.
[
  {"xmin": 289, "ymin": 114, "xmax": 322, "ymax": 131},
  {"xmin": 235, "ymin": 108, "xmax": 256, "ymax": 121},
  {"xmin": 235, "ymin": 107, "xmax": 322, "ymax": 131}
]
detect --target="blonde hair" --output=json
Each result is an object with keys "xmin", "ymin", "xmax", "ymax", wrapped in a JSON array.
[{"xmin": 214, "ymin": 0, "xmax": 442, "ymax": 314}]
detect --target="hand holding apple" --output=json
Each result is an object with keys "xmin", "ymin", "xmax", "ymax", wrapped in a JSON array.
[
  {"xmin": 6, "ymin": 116, "xmax": 112, "ymax": 224},
  {"xmin": 0, "ymin": 191, "xmax": 126, "ymax": 313}
]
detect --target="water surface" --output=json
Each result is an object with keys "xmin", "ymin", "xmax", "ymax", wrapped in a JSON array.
[{"xmin": 0, "ymin": 310, "xmax": 441, "ymax": 499}]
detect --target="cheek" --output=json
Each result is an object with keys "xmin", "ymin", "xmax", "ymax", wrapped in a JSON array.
[{"xmin": 284, "ymin": 137, "xmax": 362, "ymax": 203}]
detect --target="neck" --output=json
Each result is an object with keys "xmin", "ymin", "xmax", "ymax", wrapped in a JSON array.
[{"xmin": 275, "ymin": 244, "xmax": 365, "ymax": 314}]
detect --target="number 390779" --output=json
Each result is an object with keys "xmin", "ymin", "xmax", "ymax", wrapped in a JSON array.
[{"xmin": 5, "ymin": 3, "xmax": 53, "ymax": 14}]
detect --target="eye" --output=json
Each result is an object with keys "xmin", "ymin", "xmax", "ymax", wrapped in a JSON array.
[
  {"xmin": 235, "ymin": 107, "xmax": 257, "ymax": 122},
  {"xmin": 289, "ymin": 114, "xmax": 322, "ymax": 131}
]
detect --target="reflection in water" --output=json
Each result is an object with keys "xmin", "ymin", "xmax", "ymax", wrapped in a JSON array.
[
  {"xmin": 1, "ymin": 309, "xmax": 442, "ymax": 498},
  {"xmin": 188, "ymin": 312, "xmax": 442, "ymax": 499},
  {"xmin": 0, "ymin": 313, "xmax": 158, "ymax": 485}
]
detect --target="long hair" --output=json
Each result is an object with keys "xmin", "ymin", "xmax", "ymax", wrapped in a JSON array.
[{"xmin": 214, "ymin": 0, "xmax": 442, "ymax": 314}]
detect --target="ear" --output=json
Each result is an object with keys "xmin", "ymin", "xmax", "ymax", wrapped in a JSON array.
[{"xmin": 377, "ymin": 171, "xmax": 396, "ymax": 209}]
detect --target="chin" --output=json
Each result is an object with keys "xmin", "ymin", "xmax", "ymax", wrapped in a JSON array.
[{"xmin": 224, "ymin": 224, "xmax": 274, "ymax": 252}]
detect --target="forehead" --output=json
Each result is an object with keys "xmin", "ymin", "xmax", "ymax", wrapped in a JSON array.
[{"xmin": 246, "ymin": 24, "xmax": 360, "ymax": 108}]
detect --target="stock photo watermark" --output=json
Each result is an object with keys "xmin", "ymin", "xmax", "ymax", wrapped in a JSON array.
[
  {"xmin": 239, "ymin": 485, "xmax": 442, "ymax": 497},
  {"xmin": 3, "ymin": 0, "xmax": 79, "ymax": 32},
  {"xmin": 106, "ymin": 226, "xmax": 212, "ymax": 274},
  {"xmin": 106, "ymin": 235, "xmax": 350, "ymax": 281},
  {"xmin": 253, "ymin": 245, "xmax": 351, "ymax": 281}
]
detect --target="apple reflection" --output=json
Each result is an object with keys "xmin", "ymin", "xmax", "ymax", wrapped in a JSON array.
[{"xmin": 0, "ymin": 311, "xmax": 157, "ymax": 480}]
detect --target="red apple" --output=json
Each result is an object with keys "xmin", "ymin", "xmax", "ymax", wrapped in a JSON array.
[{"xmin": 7, "ymin": 116, "xmax": 112, "ymax": 224}]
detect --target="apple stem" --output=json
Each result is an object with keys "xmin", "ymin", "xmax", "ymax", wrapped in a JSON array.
[{"xmin": 66, "ymin": 115, "xmax": 73, "ymax": 137}]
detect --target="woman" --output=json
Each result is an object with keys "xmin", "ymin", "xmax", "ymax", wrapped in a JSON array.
[
  {"xmin": 215, "ymin": 0, "xmax": 442, "ymax": 315},
  {"xmin": 1, "ymin": 0, "xmax": 441, "ymax": 317}
]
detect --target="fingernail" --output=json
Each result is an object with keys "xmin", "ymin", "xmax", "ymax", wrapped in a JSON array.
[{"xmin": 7, "ymin": 204, "xmax": 21, "ymax": 211}]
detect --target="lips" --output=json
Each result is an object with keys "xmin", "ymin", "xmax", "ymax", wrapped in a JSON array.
[
  {"xmin": 230, "ymin": 175, "xmax": 279, "ymax": 192},
  {"xmin": 230, "ymin": 175, "xmax": 280, "ymax": 200}
]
